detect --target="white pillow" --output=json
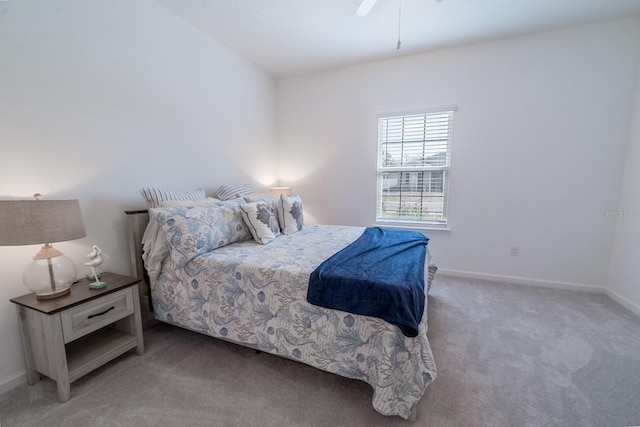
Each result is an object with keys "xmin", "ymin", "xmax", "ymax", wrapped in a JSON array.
[
  {"xmin": 140, "ymin": 187, "xmax": 206, "ymax": 208},
  {"xmin": 279, "ymin": 194, "xmax": 304, "ymax": 235},
  {"xmin": 240, "ymin": 200, "xmax": 281, "ymax": 245}
]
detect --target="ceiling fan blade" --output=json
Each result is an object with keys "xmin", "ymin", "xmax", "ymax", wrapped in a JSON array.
[{"xmin": 355, "ymin": 0, "xmax": 378, "ymax": 17}]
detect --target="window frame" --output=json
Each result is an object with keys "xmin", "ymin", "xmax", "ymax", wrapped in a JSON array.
[{"xmin": 375, "ymin": 106, "xmax": 456, "ymax": 230}]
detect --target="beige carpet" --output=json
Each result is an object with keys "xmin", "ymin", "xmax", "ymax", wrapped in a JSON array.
[{"xmin": 1, "ymin": 275, "xmax": 639, "ymax": 426}]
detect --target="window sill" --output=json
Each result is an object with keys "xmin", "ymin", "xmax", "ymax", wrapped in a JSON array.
[{"xmin": 375, "ymin": 221, "xmax": 451, "ymax": 232}]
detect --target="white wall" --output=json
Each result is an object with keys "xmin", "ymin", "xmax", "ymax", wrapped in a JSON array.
[
  {"xmin": 277, "ymin": 19, "xmax": 640, "ymax": 290},
  {"xmin": 0, "ymin": 1, "xmax": 277, "ymax": 392},
  {"xmin": 608, "ymin": 49, "xmax": 640, "ymax": 314}
]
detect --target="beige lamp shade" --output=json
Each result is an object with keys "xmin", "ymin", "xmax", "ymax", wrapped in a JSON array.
[
  {"xmin": 0, "ymin": 199, "xmax": 86, "ymax": 246},
  {"xmin": 0, "ymin": 198, "xmax": 87, "ymax": 300}
]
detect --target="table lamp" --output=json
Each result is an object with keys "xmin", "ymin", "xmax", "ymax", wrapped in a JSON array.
[
  {"xmin": 0, "ymin": 194, "xmax": 86, "ymax": 299},
  {"xmin": 269, "ymin": 187, "xmax": 293, "ymax": 198}
]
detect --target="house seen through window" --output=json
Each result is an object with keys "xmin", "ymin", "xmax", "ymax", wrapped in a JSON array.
[{"xmin": 376, "ymin": 108, "xmax": 455, "ymax": 228}]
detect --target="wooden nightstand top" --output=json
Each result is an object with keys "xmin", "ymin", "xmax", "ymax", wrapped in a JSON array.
[{"xmin": 10, "ymin": 272, "xmax": 140, "ymax": 315}]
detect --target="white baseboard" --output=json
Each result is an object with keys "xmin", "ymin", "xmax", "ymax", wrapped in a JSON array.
[
  {"xmin": 436, "ymin": 268, "xmax": 606, "ymax": 293},
  {"xmin": 0, "ymin": 371, "xmax": 26, "ymax": 396},
  {"xmin": 437, "ymin": 269, "xmax": 640, "ymax": 318},
  {"xmin": 606, "ymin": 288, "xmax": 640, "ymax": 318}
]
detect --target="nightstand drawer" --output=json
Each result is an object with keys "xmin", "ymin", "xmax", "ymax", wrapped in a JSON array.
[{"xmin": 61, "ymin": 288, "xmax": 134, "ymax": 343}]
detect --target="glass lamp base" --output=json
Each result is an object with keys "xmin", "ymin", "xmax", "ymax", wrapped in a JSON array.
[
  {"xmin": 23, "ymin": 245, "xmax": 77, "ymax": 300},
  {"xmin": 35, "ymin": 286, "xmax": 71, "ymax": 300}
]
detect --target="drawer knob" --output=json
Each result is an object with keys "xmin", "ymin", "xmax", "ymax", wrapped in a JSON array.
[{"xmin": 87, "ymin": 306, "xmax": 115, "ymax": 319}]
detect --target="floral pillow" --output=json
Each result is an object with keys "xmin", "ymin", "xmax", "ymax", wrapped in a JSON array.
[
  {"xmin": 240, "ymin": 200, "xmax": 281, "ymax": 245},
  {"xmin": 150, "ymin": 197, "xmax": 250, "ymax": 266},
  {"xmin": 279, "ymin": 194, "xmax": 304, "ymax": 235}
]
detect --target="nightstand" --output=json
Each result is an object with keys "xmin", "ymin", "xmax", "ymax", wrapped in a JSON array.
[{"xmin": 10, "ymin": 272, "xmax": 144, "ymax": 402}]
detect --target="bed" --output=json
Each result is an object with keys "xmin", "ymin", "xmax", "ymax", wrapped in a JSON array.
[{"xmin": 125, "ymin": 191, "xmax": 437, "ymax": 420}]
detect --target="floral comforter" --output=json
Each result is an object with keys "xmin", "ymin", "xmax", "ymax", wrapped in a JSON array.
[{"xmin": 150, "ymin": 224, "xmax": 437, "ymax": 419}]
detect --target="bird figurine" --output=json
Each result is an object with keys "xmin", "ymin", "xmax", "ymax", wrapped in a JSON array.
[{"xmin": 85, "ymin": 245, "xmax": 107, "ymax": 289}]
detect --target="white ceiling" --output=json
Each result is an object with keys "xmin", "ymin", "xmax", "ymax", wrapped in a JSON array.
[{"xmin": 156, "ymin": 0, "xmax": 640, "ymax": 78}]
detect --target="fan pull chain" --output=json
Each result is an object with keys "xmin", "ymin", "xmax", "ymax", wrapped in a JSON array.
[{"xmin": 397, "ymin": 0, "xmax": 402, "ymax": 49}]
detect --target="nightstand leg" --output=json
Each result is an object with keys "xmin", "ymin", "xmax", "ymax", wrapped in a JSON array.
[
  {"xmin": 26, "ymin": 370, "xmax": 40, "ymax": 385},
  {"xmin": 39, "ymin": 315, "xmax": 71, "ymax": 402},
  {"xmin": 57, "ymin": 377, "xmax": 71, "ymax": 402},
  {"xmin": 15, "ymin": 306, "xmax": 40, "ymax": 385}
]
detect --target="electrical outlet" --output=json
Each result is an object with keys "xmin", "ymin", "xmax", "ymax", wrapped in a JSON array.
[{"xmin": 510, "ymin": 245, "xmax": 520, "ymax": 257}]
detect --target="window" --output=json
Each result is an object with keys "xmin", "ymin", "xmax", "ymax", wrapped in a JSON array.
[{"xmin": 377, "ymin": 108, "xmax": 455, "ymax": 228}]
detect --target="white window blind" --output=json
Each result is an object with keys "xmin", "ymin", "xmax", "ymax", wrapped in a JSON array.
[{"xmin": 377, "ymin": 108, "xmax": 455, "ymax": 227}]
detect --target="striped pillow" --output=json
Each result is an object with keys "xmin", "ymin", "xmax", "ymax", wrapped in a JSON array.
[
  {"xmin": 215, "ymin": 184, "xmax": 256, "ymax": 201},
  {"xmin": 140, "ymin": 187, "xmax": 206, "ymax": 208}
]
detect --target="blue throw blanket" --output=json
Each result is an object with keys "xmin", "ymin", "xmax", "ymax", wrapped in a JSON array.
[{"xmin": 307, "ymin": 227, "xmax": 429, "ymax": 337}]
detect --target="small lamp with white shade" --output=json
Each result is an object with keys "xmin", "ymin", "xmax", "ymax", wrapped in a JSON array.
[{"xmin": 269, "ymin": 187, "xmax": 293, "ymax": 198}]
